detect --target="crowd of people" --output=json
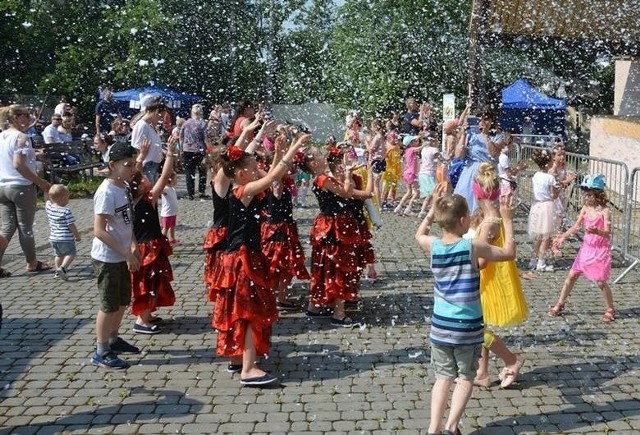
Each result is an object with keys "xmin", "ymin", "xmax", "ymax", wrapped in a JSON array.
[{"xmin": 0, "ymin": 92, "xmax": 618, "ymax": 432}]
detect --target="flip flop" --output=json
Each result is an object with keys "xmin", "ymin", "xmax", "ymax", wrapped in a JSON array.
[
  {"xmin": 500, "ymin": 355, "xmax": 525, "ymax": 388},
  {"xmin": 27, "ymin": 261, "xmax": 52, "ymax": 273}
]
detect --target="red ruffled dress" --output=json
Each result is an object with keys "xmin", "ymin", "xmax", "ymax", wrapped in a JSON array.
[
  {"xmin": 210, "ymin": 187, "xmax": 278, "ymax": 358},
  {"xmin": 346, "ymin": 172, "xmax": 375, "ymax": 271},
  {"xmin": 203, "ymin": 186, "xmax": 230, "ymax": 302},
  {"xmin": 261, "ymin": 180, "xmax": 310, "ymax": 281},
  {"xmin": 308, "ymin": 175, "xmax": 369, "ymax": 307},
  {"xmin": 130, "ymin": 193, "xmax": 175, "ymax": 316}
]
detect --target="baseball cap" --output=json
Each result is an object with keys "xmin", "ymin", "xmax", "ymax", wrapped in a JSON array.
[
  {"xmin": 109, "ymin": 142, "xmax": 137, "ymax": 162},
  {"xmin": 580, "ymin": 173, "xmax": 605, "ymax": 191},
  {"xmin": 402, "ymin": 135, "xmax": 419, "ymax": 147}
]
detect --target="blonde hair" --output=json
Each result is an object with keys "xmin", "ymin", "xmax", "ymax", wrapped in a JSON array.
[
  {"xmin": 474, "ymin": 162, "xmax": 500, "ymax": 193},
  {"xmin": 0, "ymin": 104, "xmax": 29, "ymax": 126},
  {"xmin": 176, "ymin": 116, "xmax": 186, "ymax": 127},
  {"xmin": 434, "ymin": 194, "xmax": 469, "ymax": 231},
  {"xmin": 48, "ymin": 184, "xmax": 70, "ymax": 203},
  {"xmin": 469, "ymin": 207, "xmax": 485, "ymax": 230}
]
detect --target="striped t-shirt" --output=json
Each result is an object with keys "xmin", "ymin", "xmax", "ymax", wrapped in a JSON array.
[
  {"xmin": 45, "ymin": 201, "xmax": 76, "ymax": 242},
  {"xmin": 429, "ymin": 237, "xmax": 483, "ymax": 346}
]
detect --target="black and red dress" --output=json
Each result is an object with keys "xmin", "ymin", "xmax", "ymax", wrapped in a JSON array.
[
  {"xmin": 130, "ymin": 193, "xmax": 175, "ymax": 316},
  {"xmin": 203, "ymin": 185, "xmax": 230, "ymax": 302},
  {"xmin": 346, "ymin": 172, "xmax": 375, "ymax": 272},
  {"xmin": 210, "ymin": 187, "xmax": 278, "ymax": 358},
  {"xmin": 261, "ymin": 178, "xmax": 310, "ymax": 281},
  {"xmin": 308, "ymin": 175, "xmax": 368, "ymax": 307}
]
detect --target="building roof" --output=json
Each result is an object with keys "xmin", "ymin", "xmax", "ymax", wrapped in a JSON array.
[{"xmin": 485, "ymin": 0, "xmax": 639, "ymax": 42}]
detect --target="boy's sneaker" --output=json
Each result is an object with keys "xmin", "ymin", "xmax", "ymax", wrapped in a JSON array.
[
  {"xmin": 91, "ymin": 351, "xmax": 129, "ymax": 369},
  {"xmin": 110, "ymin": 337, "xmax": 141, "ymax": 354},
  {"xmin": 528, "ymin": 258, "xmax": 537, "ymax": 270}
]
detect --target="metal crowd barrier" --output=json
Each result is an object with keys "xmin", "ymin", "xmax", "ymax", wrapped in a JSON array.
[{"xmin": 507, "ymin": 135, "xmax": 639, "ymax": 283}]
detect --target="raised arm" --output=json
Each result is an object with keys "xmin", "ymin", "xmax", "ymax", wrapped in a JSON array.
[
  {"xmin": 149, "ymin": 136, "xmax": 178, "ymax": 202},
  {"xmin": 473, "ymin": 194, "xmax": 516, "ymax": 263}
]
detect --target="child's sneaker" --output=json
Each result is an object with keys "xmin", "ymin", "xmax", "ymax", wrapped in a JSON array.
[
  {"xmin": 91, "ymin": 351, "xmax": 129, "ymax": 369},
  {"xmin": 528, "ymin": 258, "xmax": 537, "ymax": 270},
  {"xmin": 56, "ymin": 267, "xmax": 68, "ymax": 281},
  {"xmin": 418, "ymin": 211, "xmax": 427, "ymax": 219}
]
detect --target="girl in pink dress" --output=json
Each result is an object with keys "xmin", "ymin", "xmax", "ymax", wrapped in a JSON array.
[{"xmin": 548, "ymin": 174, "xmax": 616, "ymax": 322}]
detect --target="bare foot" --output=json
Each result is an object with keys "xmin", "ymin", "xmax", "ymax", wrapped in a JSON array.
[{"xmin": 473, "ymin": 375, "xmax": 492, "ymax": 388}]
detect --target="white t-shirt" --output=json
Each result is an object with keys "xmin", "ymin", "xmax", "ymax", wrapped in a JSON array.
[
  {"xmin": 43, "ymin": 124, "xmax": 63, "ymax": 144},
  {"xmin": 131, "ymin": 119, "xmax": 164, "ymax": 164},
  {"xmin": 0, "ymin": 130, "xmax": 37, "ymax": 186},
  {"xmin": 419, "ymin": 146, "xmax": 439, "ymax": 176},
  {"xmin": 498, "ymin": 152, "xmax": 510, "ymax": 178},
  {"xmin": 91, "ymin": 179, "xmax": 134, "ymax": 263},
  {"xmin": 160, "ymin": 186, "xmax": 179, "ymax": 217},
  {"xmin": 532, "ymin": 171, "xmax": 557, "ymax": 202}
]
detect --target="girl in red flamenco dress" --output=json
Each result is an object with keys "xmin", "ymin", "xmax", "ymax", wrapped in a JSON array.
[
  {"xmin": 128, "ymin": 137, "xmax": 178, "ymax": 335},
  {"xmin": 302, "ymin": 147, "xmax": 373, "ymax": 328},
  {"xmin": 261, "ymin": 161, "xmax": 311, "ymax": 311},
  {"xmin": 210, "ymin": 136, "xmax": 308, "ymax": 386}
]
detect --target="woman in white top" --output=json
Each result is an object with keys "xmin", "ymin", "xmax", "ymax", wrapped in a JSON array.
[
  {"xmin": 0, "ymin": 105, "xmax": 52, "ymax": 277},
  {"xmin": 131, "ymin": 96, "xmax": 167, "ymax": 184}
]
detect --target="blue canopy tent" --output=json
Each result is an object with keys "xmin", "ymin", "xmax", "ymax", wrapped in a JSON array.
[
  {"xmin": 499, "ymin": 79, "xmax": 567, "ymax": 137},
  {"xmin": 111, "ymin": 84, "xmax": 204, "ymax": 119}
]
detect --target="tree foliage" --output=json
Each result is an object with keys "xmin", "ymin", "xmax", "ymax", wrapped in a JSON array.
[{"xmin": 0, "ymin": 0, "xmax": 622, "ymax": 123}]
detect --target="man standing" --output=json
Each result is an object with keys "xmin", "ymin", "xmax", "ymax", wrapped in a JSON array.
[
  {"xmin": 180, "ymin": 104, "xmax": 208, "ymax": 200},
  {"xmin": 95, "ymin": 86, "xmax": 121, "ymax": 134}
]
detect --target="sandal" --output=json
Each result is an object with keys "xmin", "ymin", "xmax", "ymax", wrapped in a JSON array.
[
  {"xmin": 0, "ymin": 268, "xmax": 11, "ymax": 278},
  {"xmin": 27, "ymin": 261, "xmax": 52, "ymax": 273},
  {"xmin": 548, "ymin": 302, "xmax": 565, "ymax": 317},
  {"xmin": 500, "ymin": 355, "xmax": 525, "ymax": 388},
  {"xmin": 600, "ymin": 308, "xmax": 615, "ymax": 323}
]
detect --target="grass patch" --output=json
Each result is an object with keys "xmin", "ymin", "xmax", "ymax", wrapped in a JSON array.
[{"xmin": 66, "ymin": 176, "xmax": 103, "ymax": 198}]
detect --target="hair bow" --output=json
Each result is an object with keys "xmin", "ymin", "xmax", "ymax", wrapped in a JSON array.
[
  {"xmin": 328, "ymin": 147, "xmax": 342, "ymax": 157},
  {"xmin": 226, "ymin": 146, "xmax": 244, "ymax": 162},
  {"xmin": 293, "ymin": 150, "xmax": 306, "ymax": 165}
]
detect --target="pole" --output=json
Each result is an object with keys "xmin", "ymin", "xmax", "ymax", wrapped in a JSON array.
[{"xmin": 467, "ymin": 0, "xmax": 488, "ymax": 107}]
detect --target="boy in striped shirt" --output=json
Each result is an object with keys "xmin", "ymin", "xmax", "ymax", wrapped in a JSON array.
[
  {"xmin": 45, "ymin": 184, "xmax": 81, "ymax": 280},
  {"xmin": 416, "ymin": 184, "xmax": 516, "ymax": 435}
]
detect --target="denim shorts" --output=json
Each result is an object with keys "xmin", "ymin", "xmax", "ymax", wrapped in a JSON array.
[
  {"xmin": 50, "ymin": 240, "xmax": 77, "ymax": 257},
  {"xmin": 431, "ymin": 343, "xmax": 482, "ymax": 380}
]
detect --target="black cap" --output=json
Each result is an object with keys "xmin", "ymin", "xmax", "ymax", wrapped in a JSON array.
[{"xmin": 109, "ymin": 142, "xmax": 137, "ymax": 162}]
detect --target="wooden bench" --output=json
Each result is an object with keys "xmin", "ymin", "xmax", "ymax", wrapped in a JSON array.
[{"xmin": 38, "ymin": 140, "xmax": 102, "ymax": 181}]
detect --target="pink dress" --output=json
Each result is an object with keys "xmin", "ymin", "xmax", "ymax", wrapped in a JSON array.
[{"xmin": 570, "ymin": 213, "xmax": 611, "ymax": 282}]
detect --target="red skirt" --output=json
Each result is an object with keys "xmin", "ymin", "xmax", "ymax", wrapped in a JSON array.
[
  {"xmin": 308, "ymin": 214, "xmax": 369, "ymax": 307},
  {"xmin": 130, "ymin": 238, "xmax": 175, "ymax": 316},
  {"xmin": 203, "ymin": 226, "xmax": 228, "ymax": 301},
  {"xmin": 211, "ymin": 246, "xmax": 278, "ymax": 357},
  {"xmin": 261, "ymin": 221, "xmax": 310, "ymax": 280}
]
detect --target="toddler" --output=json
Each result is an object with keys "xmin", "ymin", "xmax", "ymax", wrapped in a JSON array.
[
  {"xmin": 45, "ymin": 184, "xmax": 81, "ymax": 280},
  {"xmin": 161, "ymin": 173, "xmax": 180, "ymax": 245}
]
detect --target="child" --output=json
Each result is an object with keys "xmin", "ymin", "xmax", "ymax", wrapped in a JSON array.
[
  {"xmin": 416, "ymin": 185, "xmax": 517, "ymax": 435},
  {"xmin": 549, "ymin": 174, "xmax": 615, "ymax": 322},
  {"xmin": 528, "ymin": 148, "xmax": 559, "ymax": 271},
  {"xmin": 90, "ymin": 142, "xmax": 142, "ymax": 369},
  {"xmin": 210, "ymin": 137, "xmax": 306, "ymax": 386},
  {"xmin": 367, "ymin": 119, "xmax": 387, "ymax": 206},
  {"xmin": 549, "ymin": 145, "xmax": 577, "ymax": 230},
  {"xmin": 471, "ymin": 163, "xmax": 528, "ymax": 389},
  {"xmin": 380, "ymin": 132, "xmax": 402, "ymax": 209},
  {"xmin": 417, "ymin": 133, "xmax": 441, "ymax": 219},
  {"xmin": 497, "ymin": 136, "xmax": 526, "ymax": 197},
  {"xmin": 262, "ymin": 140, "xmax": 311, "ymax": 311},
  {"xmin": 160, "ymin": 173, "xmax": 180, "ymax": 245},
  {"xmin": 127, "ymin": 138, "xmax": 178, "ymax": 334},
  {"xmin": 45, "ymin": 184, "xmax": 81, "ymax": 280},
  {"xmin": 302, "ymin": 147, "xmax": 373, "ymax": 327},
  {"xmin": 394, "ymin": 135, "xmax": 422, "ymax": 216}
]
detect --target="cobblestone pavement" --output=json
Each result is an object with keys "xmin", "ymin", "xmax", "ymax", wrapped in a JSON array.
[{"xmin": 1, "ymin": 184, "xmax": 640, "ymax": 435}]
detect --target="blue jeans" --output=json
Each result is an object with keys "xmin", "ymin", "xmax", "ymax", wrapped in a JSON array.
[{"xmin": 143, "ymin": 161, "xmax": 160, "ymax": 184}]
